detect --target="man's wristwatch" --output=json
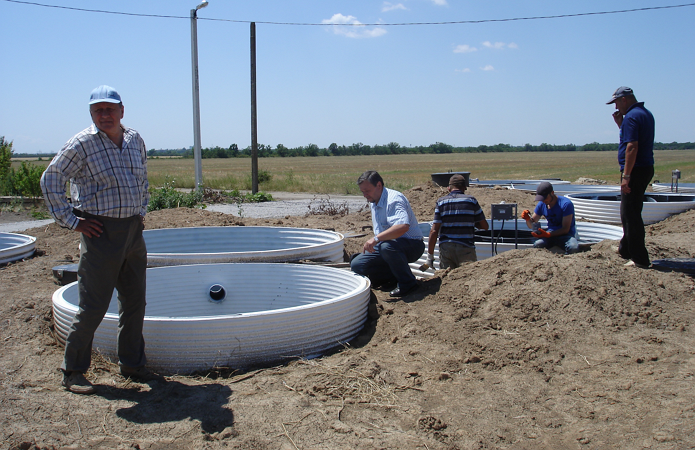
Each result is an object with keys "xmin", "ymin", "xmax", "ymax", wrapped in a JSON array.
[
  {"xmin": 374, "ymin": 235, "xmax": 380, "ymax": 242},
  {"xmin": 623, "ymin": 174, "xmax": 631, "ymax": 179}
]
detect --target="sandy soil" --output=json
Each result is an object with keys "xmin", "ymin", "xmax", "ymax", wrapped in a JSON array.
[{"xmin": 2, "ymin": 183, "xmax": 695, "ymax": 450}]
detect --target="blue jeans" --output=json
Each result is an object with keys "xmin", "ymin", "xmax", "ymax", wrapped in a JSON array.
[
  {"xmin": 351, "ymin": 237, "xmax": 425, "ymax": 290},
  {"xmin": 533, "ymin": 232, "xmax": 579, "ymax": 254}
]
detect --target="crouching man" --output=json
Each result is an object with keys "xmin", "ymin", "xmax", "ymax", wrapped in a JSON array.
[{"xmin": 522, "ymin": 181, "xmax": 579, "ymax": 255}]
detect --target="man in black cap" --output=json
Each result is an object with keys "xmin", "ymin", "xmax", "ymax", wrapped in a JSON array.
[
  {"xmin": 521, "ymin": 182, "xmax": 578, "ymax": 254},
  {"xmin": 607, "ymin": 86, "xmax": 654, "ymax": 268}
]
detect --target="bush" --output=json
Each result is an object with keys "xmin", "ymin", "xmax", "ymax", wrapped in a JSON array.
[
  {"xmin": 11, "ymin": 162, "xmax": 44, "ymax": 197},
  {"xmin": 0, "ymin": 137, "xmax": 44, "ymax": 197},
  {"xmin": 148, "ymin": 179, "xmax": 204, "ymax": 212},
  {"xmin": 243, "ymin": 191, "xmax": 273, "ymax": 202},
  {"xmin": 258, "ymin": 169, "xmax": 272, "ymax": 184},
  {"xmin": 0, "ymin": 136, "xmax": 13, "ymax": 195},
  {"xmin": 222, "ymin": 189, "xmax": 273, "ymax": 203}
]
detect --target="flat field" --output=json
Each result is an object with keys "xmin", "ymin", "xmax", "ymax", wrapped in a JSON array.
[{"xmin": 14, "ymin": 150, "xmax": 695, "ymax": 193}]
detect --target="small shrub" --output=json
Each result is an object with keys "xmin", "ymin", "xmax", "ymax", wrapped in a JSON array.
[
  {"xmin": 306, "ymin": 196, "xmax": 350, "ymax": 216},
  {"xmin": 258, "ymin": 170, "xmax": 272, "ymax": 184},
  {"xmin": 31, "ymin": 208, "xmax": 50, "ymax": 220},
  {"xmin": 243, "ymin": 192, "xmax": 273, "ymax": 203},
  {"xmin": 11, "ymin": 162, "xmax": 44, "ymax": 197},
  {"xmin": 0, "ymin": 136, "xmax": 14, "ymax": 195},
  {"xmin": 148, "ymin": 179, "xmax": 204, "ymax": 212},
  {"xmin": 221, "ymin": 189, "xmax": 273, "ymax": 204}
]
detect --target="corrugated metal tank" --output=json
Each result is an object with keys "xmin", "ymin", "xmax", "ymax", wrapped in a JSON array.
[
  {"xmin": 652, "ymin": 182, "xmax": 695, "ymax": 194},
  {"xmin": 469, "ymin": 179, "xmax": 571, "ymax": 188},
  {"xmin": 512, "ymin": 184, "xmax": 621, "ymax": 195},
  {"xmin": 52, "ymin": 263, "xmax": 371, "ymax": 374},
  {"xmin": 144, "ymin": 226, "xmax": 345, "ymax": 266},
  {"xmin": 0, "ymin": 232, "xmax": 36, "ymax": 264},
  {"xmin": 566, "ymin": 192, "xmax": 695, "ymax": 225}
]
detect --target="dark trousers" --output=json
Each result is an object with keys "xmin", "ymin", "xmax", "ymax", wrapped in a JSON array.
[
  {"xmin": 351, "ymin": 238, "xmax": 425, "ymax": 290},
  {"xmin": 61, "ymin": 213, "xmax": 147, "ymax": 373},
  {"xmin": 619, "ymin": 165, "xmax": 654, "ymax": 266}
]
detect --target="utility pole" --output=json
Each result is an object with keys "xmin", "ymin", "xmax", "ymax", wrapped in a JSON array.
[{"xmin": 250, "ymin": 22, "xmax": 258, "ymax": 194}]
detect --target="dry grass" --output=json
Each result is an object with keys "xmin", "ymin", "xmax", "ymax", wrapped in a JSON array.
[
  {"xmin": 294, "ymin": 359, "xmax": 401, "ymax": 407},
  {"xmin": 13, "ymin": 150, "xmax": 695, "ymax": 194}
]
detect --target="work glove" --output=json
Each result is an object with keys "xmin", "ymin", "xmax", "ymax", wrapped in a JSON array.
[
  {"xmin": 426, "ymin": 253, "xmax": 435, "ymax": 267},
  {"xmin": 521, "ymin": 209, "xmax": 532, "ymax": 221},
  {"xmin": 531, "ymin": 229, "xmax": 551, "ymax": 239},
  {"xmin": 418, "ymin": 253, "xmax": 436, "ymax": 271}
]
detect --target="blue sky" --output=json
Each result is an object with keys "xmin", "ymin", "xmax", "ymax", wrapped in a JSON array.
[{"xmin": 2, "ymin": 0, "xmax": 694, "ymax": 154}]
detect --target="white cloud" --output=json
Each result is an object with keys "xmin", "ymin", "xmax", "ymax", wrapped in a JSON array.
[
  {"xmin": 482, "ymin": 41, "xmax": 505, "ymax": 50},
  {"xmin": 322, "ymin": 13, "xmax": 387, "ymax": 38},
  {"xmin": 453, "ymin": 44, "xmax": 477, "ymax": 53},
  {"xmin": 481, "ymin": 65, "xmax": 495, "ymax": 71},
  {"xmin": 482, "ymin": 41, "xmax": 518, "ymax": 50},
  {"xmin": 430, "ymin": 0, "xmax": 448, "ymax": 5},
  {"xmin": 382, "ymin": 2, "xmax": 407, "ymax": 12},
  {"xmin": 455, "ymin": 68, "xmax": 471, "ymax": 73}
]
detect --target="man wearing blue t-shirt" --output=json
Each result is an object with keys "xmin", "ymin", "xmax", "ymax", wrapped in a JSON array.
[
  {"xmin": 607, "ymin": 86, "xmax": 655, "ymax": 268},
  {"xmin": 522, "ymin": 182, "xmax": 578, "ymax": 254}
]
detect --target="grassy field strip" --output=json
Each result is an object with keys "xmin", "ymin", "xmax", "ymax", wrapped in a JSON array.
[{"xmin": 13, "ymin": 151, "xmax": 695, "ymax": 195}]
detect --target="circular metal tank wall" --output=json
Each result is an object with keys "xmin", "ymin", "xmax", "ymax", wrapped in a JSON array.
[
  {"xmin": 52, "ymin": 263, "xmax": 371, "ymax": 374},
  {"xmin": 0, "ymin": 232, "xmax": 36, "ymax": 264},
  {"xmin": 410, "ymin": 220, "xmax": 624, "ymax": 278},
  {"xmin": 144, "ymin": 226, "xmax": 345, "ymax": 266},
  {"xmin": 469, "ymin": 179, "xmax": 571, "ymax": 188},
  {"xmin": 566, "ymin": 192, "xmax": 695, "ymax": 225},
  {"xmin": 652, "ymin": 182, "xmax": 695, "ymax": 194},
  {"xmin": 512, "ymin": 184, "xmax": 621, "ymax": 195}
]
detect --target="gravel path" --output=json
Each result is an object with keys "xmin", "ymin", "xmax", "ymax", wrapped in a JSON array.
[{"xmin": 0, "ymin": 194, "xmax": 367, "ymax": 233}]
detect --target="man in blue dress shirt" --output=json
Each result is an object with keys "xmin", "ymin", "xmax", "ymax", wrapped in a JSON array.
[{"xmin": 350, "ymin": 170, "xmax": 425, "ymax": 297}]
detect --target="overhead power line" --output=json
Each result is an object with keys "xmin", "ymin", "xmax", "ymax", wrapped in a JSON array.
[{"xmin": 3, "ymin": 0, "xmax": 695, "ymax": 26}]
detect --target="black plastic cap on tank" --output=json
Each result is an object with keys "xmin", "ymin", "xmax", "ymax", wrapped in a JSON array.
[{"xmin": 209, "ymin": 284, "xmax": 226, "ymax": 302}]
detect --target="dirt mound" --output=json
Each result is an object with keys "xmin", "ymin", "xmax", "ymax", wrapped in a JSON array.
[{"xmin": 2, "ymin": 184, "xmax": 695, "ymax": 449}]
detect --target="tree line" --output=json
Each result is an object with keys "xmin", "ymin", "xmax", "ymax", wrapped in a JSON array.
[
  {"xmin": 145, "ymin": 141, "xmax": 695, "ymax": 159},
  {"xmin": 7, "ymin": 140, "xmax": 694, "ymax": 159}
]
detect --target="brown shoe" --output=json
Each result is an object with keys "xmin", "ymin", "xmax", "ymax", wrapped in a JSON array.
[
  {"xmin": 120, "ymin": 365, "xmax": 164, "ymax": 382},
  {"xmin": 62, "ymin": 371, "xmax": 96, "ymax": 395}
]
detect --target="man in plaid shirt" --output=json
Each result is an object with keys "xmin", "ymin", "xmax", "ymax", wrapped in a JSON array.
[{"xmin": 41, "ymin": 85, "xmax": 157, "ymax": 394}]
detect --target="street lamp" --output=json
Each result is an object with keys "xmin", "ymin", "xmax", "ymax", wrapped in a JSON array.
[{"xmin": 190, "ymin": 0, "xmax": 208, "ymax": 190}]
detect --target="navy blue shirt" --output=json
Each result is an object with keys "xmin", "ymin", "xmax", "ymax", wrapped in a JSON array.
[
  {"xmin": 534, "ymin": 196, "xmax": 576, "ymax": 237},
  {"xmin": 618, "ymin": 102, "xmax": 655, "ymax": 171}
]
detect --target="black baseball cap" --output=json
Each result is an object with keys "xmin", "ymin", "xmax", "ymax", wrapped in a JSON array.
[
  {"xmin": 606, "ymin": 86, "xmax": 633, "ymax": 104},
  {"xmin": 535, "ymin": 181, "xmax": 553, "ymax": 201}
]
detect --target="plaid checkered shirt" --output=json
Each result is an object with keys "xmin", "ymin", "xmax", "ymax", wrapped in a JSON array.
[{"xmin": 40, "ymin": 124, "xmax": 149, "ymax": 230}]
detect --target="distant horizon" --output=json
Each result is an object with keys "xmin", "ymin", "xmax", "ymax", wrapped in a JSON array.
[{"xmin": 10, "ymin": 140, "xmax": 695, "ymax": 157}]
